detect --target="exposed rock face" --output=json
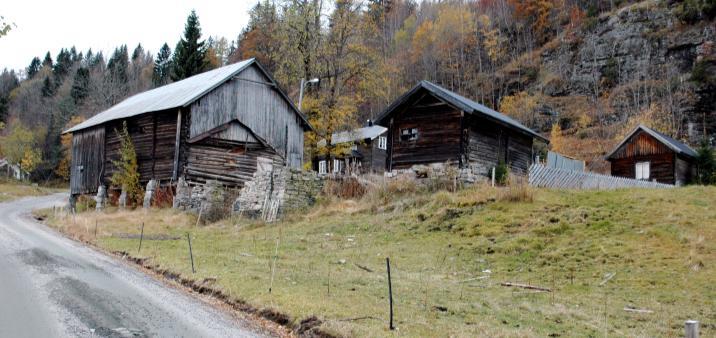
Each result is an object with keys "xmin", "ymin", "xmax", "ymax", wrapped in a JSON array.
[{"xmin": 539, "ymin": 3, "xmax": 715, "ymax": 141}]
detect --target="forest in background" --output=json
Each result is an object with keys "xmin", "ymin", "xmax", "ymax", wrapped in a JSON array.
[{"xmin": 1, "ymin": 0, "xmax": 715, "ymax": 183}]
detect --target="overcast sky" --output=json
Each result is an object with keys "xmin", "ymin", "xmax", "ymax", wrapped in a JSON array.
[{"xmin": 0, "ymin": 0, "xmax": 259, "ymax": 73}]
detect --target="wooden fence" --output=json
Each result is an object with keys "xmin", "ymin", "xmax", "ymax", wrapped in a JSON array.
[{"xmin": 528, "ymin": 164, "xmax": 674, "ymax": 189}]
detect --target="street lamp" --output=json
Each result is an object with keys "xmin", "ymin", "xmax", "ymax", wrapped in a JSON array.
[{"xmin": 298, "ymin": 77, "xmax": 319, "ymax": 111}]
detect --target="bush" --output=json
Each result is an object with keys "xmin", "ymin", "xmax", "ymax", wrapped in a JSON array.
[
  {"xmin": 110, "ymin": 122, "xmax": 142, "ymax": 206},
  {"xmin": 498, "ymin": 177, "xmax": 534, "ymax": 203},
  {"xmin": 323, "ymin": 177, "xmax": 366, "ymax": 199},
  {"xmin": 495, "ymin": 161, "xmax": 509, "ymax": 185},
  {"xmin": 675, "ymin": 0, "xmax": 716, "ymax": 23}
]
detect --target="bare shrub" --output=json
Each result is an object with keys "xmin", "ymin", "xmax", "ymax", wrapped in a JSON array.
[
  {"xmin": 323, "ymin": 177, "xmax": 366, "ymax": 199},
  {"xmin": 152, "ymin": 185, "xmax": 175, "ymax": 209}
]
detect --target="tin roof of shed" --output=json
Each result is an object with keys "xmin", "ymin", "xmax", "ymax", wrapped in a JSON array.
[{"xmin": 65, "ymin": 59, "xmax": 310, "ymax": 133}]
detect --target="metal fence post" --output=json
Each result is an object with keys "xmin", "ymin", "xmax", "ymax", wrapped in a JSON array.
[{"xmin": 685, "ymin": 320, "xmax": 699, "ymax": 338}]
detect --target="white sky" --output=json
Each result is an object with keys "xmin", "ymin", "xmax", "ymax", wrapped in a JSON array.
[{"xmin": 0, "ymin": 0, "xmax": 259, "ymax": 73}]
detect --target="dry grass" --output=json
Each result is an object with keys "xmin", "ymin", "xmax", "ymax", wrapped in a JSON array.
[
  {"xmin": 40, "ymin": 185, "xmax": 716, "ymax": 337},
  {"xmin": 0, "ymin": 180, "xmax": 64, "ymax": 202}
]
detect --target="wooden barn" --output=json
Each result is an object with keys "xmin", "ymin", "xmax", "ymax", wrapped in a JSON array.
[
  {"xmin": 606, "ymin": 125, "xmax": 697, "ymax": 185},
  {"xmin": 374, "ymin": 81, "xmax": 547, "ymax": 176},
  {"xmin": 65, "ymin": 59, "xmax": 311, "ymax": 197},
  {"xmin": 312, "ymin": 124, "xmax": 388, "ymax": 174}
]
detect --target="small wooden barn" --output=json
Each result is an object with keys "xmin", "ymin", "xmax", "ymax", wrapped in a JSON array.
[
  {"xmin": 606, "ymin": 125, "xmax": 697, "ymax": 185},
  {"xmin": 65, "ymin": 59, "xmax": 311, "ymax": 197},
  {"xmin": 312, "ymin": 124, "xmax": 388, "ymax": 174},
  {"xmin": 374, "ymin": 81, "xmax": 547, "ymax": 175}
]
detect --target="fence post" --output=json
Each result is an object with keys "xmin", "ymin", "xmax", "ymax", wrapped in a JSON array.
[
  {"xmin": 138, "ymin": 222, "xmax": 144, "ymax": 253},
  {"xmin": 94, "ymin": 220, "xmax": 98, "ymax": 238},
  {"xmin": 386, "ymin": 257, "xmax": 394, "ymax": 330},
  {"xmin": 685, "ymin": 320, "xmax": 699, "ymax": 338},
  {"xmin": 187, "ymin": 233, "xmax": 195, "ymax": 273}
]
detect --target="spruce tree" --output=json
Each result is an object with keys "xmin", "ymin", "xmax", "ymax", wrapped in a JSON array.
[
  {"xmin": 41, "ymin": 76, "xmax": 55, "ymax": 97},
  {"xmin": 71, "ymin": 67, "xmax": 90, "ymax": 104},
  {"xmin": 42, "ymin": 51, "xmax": 53, "ymax": 68},
  {"xmin": 171, "ymin": 10, "xmax": 208, "ymax": 81},
  {"xmin": 131, "ymin": 43, "xmax": 144, "ymax": 62},
  {"xmin": 27, "ymin": 57, "xmax": 41, "ymax": 78},
  {"xmin": 153, "ymin": 43, "xmax": 172, "ymax": 86}
]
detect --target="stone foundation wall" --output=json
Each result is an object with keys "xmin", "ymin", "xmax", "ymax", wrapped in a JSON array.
[
  {"xmin": 234, "ymin": 159, "xmax": 323, "ymax": 222},
  {"xmin": 384, "ymin": 162, "xmax": 489, "ymax": 185}
]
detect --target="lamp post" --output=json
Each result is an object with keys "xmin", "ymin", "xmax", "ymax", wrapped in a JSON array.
[{"xmin": 298, "ymin": 77, "xmax": 319, "ymax": 111}]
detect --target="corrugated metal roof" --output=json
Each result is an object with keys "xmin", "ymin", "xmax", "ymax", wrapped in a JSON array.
[
  {"xmin": 65, "ymin": 59, "xmax": 311, "ymax": 133},
  {"xmin": 375, "ymin": 80, "xmax": 548, "ymax": 142},
  {"xmin": 331, "ymin": 125, "xmax": 387, "ymax": 144},
  {"xmin": 606, "ymin": 124, "xmax": 698, "ymax": 159}
]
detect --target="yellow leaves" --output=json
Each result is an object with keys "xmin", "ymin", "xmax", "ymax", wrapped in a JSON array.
[
  {"xmin": 550, "ymin": 123, "xmax": 565, "ymax": 154},
  {"xmin": 20, "ymin": 149, "xmax": 41, "ymax": 173},
  {"xmin": 478, "ymin": 14, "xmax": 504, "ymax": 63},
  {"xmin": 411, "ymin": 20, "xmax": 435, "ymax": 62},
  {"xmin": 499, "ymin": 91, "xmax": 540, "ymax": 123}
]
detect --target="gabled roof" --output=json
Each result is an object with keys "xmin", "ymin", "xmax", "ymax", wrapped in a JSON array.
[
  {"xmin": 606, "ymin": 124, "xmax": 698, "ymax": 159},
  {"xmin": 374, "ymin": 80, "xmax": 548, "ymax": 142},
  {"xmin": 65, "ymin": 58, "xmax": 311, "ymax": 134}
]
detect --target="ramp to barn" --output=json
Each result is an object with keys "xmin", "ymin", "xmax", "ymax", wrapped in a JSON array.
[{"xmin": 529, "ymin": 164, "xmax": 673, "ymax": 189}]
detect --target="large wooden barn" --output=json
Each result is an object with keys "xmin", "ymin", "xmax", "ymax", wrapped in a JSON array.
[
  {"xmin": 374, "ymin": 81, "xmax": 547, "ymax": 176},
  {"xmin": 65, "ymin": 59, "xmax": 311, "ymax": 197},
  {"xmin": 606, "ymin": 125, "xmax": 697, "ymax": 185}
]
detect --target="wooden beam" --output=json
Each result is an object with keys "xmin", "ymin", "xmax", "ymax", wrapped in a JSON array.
[{"xmin": 172, "ymin": 109, "xmax": 182, "ymax": 181}]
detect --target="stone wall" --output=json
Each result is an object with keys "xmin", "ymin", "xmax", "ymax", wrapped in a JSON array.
[
  {"xmin": 234, "ymin": 158, "xmax": 323, "ymax": 222},
  {"xmin": 384, "ymin": 162, "xmax": 489, "ymax": 185}
]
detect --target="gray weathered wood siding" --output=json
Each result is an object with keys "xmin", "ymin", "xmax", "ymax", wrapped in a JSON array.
[
  {"xmin": 189, "ymin": 64, "xmax": 304, "ymax": 168},
  {"xmin": 465, "ymin": 116, "xmax": 533, "ymax": 175},
  {"xmin": 70, "ymin": 126, "xmax": 105, "ymax": 195},
  {"xmin": 103, "ymin": 111, "xmax": 178, "ymax": 185},
  {"xmin": 675, "ymin": 155, "xmax": 693, "ymax": 186},
  {"xmin": 185, "ymin": 141, "xmax": 281, "ymax": 187}
]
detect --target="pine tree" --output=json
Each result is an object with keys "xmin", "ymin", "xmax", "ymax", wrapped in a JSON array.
[
  {"xmin": 41, "ymin": 76, "xmax": 55, "ymax": 97},
  {"xmin": 153, "ymin": 43, "xmax": 172, "ymax": 86},
  {"xmin": 26, "ymin": 57, "xmax": 41, "ymax": 79},
  {"xmin": 131, "ymin": 43, "xmax": 144, "ymax": 62},
  {"xmin": 53, "ymin": 48, "xmax": 72, "ymax": 78},
  {"xmin": 42, "ymin": 51, "xmax": 53, "ymax": 68},
  {"xmin": 171, "ymin": 10, "xmax": 208, "ymax": 81},
  {"xmin": 70, "ymin": 67, "xmax": 90, "ymax": 104}
]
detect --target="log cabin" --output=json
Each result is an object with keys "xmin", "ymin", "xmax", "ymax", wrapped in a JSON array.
[
  {"xmin": 312, "ymin": 123, "xmax": 388, "ymax": 174},
  {"xmin": 606, "ymin": 125, "xmax": 697, "ymax": 185},
  {"xmin": 374, "ymin": 81, "xmax": 548, "ymax": 176},
  {"xmin": 65, "ymin": 59, "xmax": 311, "ymax": 198}
]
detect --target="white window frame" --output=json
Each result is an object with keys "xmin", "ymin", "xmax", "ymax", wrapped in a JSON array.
[
  {"xmin": 400, "ymin": 128, "xmax": 419, "ymax": 141},
  {"xmin": 318, "ymin": 160, "xmax": 327, "ymax": 174},
  {"xmin": 378, "ymin": 136, "xmax": 387, "ymax": 150},
  {"xmin": 351, "ymin": 144, "xmax": 358, "ymax": 151},
  {"xmin": 635, "ymin": 161, "xmax": 650, "ymax": 180},
  {"xmin": 333, "ymin": 159, "xmax": 343, "ymax": 173}
]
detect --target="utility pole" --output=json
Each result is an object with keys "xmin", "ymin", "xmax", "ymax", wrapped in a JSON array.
[{"xmin": 298, "ymin": 77, "xmax": 319, "ymax": 111}]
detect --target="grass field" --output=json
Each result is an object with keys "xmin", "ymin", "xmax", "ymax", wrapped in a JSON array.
[
  {"xmin": 0, "ymin": 180, "xmax": 64, "ymax": 202},
  {"xmin": 40, "ymin": 184, "xmax": 716, "ymax": 337}
]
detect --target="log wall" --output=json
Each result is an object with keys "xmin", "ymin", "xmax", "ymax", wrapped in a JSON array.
[
  {"xmin": 608, "ymin": 131, "xmax": 681, "ymax": 184},
  {"xmin": 185, "ymin": 141, "xmax": 281, "ymax": 187}
]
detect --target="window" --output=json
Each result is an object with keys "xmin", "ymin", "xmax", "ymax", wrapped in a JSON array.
[
  {"xmin": 351, "ymin": 144, "xmax": 358, "ymax": 151},
  {"xmin": 378, "ymin": 136, "xmax": 387, "ymax": 150},
  {"xmin": 400, "ymin": 128, "xmax": 418, "ymax": 141},
  {"xmin": 318, "ymin": 160, "xmax": 327, "ymax": 174},
  {"xmin": 333, "ymin": 159, "xmax": 343, "ymax": 173},
  {"xmin": 635, "ymin": 161, "xmax": 650, "ymax": 180}
]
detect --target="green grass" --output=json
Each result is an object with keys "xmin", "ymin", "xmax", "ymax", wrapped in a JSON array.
[
  {"xmin": 0, "ymin": 180, "xmax": 64, "ymax": 202},
  {"xmin": 43, "ymin": 185, "xmax": 716, "ymax": 337}
]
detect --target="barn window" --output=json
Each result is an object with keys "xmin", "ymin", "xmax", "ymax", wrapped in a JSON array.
[
  {"xmin": 378, "ymin": 136, "xmax": 387, "ymax": 150},
  {"xmin": 318, "ymin": 160, "xmax": 327, "ymax": 174},
  {"xmin": 635, "ymin": 161, "xmax": 650, "ymax": 180},
  {"xmin": 400, "ymin": 128, "xmax": 418, "ymax": 141}
]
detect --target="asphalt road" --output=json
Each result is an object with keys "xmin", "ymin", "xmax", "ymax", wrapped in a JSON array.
[{"xmin": 0, "ymin": 194, "xmax": 266, "ymax": 338}]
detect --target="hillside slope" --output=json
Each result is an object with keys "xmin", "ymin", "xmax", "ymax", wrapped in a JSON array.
[
  {"xmin": 501, "ymin": 0, "xmax": 715, "ymax": 171},
  {"xmin": 44, "ymin": 185, "xmax": 716, "ymax": 337}
]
